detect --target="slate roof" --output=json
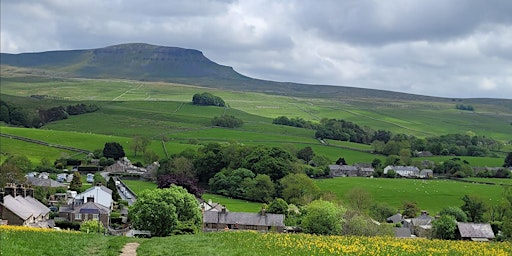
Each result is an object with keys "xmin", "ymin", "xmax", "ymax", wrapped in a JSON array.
[
  {"xmin": 60, "ymin": 201, "xmax": 110, "ymax": 215},
  {"xmin": 394, "ymin": 227, "xmax": 412, "ymax": 238},
  {"xmin": 203, "ymin": 211, "xmax": 285, "ymax": 227},
  {"xmin": 1, "ymin": 195, "xmax": 50, "ymax": 220},
  {"xmin": 457, "ymin": 222, "xmax": 495, "ymax": 239},
  {"xmin": 27, "ymin": 177, "xmax": 67, "ymax": 188},
  {"xmin": 386, "ymin": 213, "xmax": 403, "ymax": 223}
]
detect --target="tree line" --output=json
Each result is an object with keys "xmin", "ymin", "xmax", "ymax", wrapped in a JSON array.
[
  {"xmin": 273, "ymin": 116, "xmax": 501, "ymax": 157},
  {"xmin": 192, "ymin": 92, "xmax": 225, "ymax": 107},
  {"xmin": 0, "ymin": 100, "xmax": 98, "ymax": 128}
]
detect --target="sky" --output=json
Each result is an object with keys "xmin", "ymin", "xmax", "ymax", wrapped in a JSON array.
[{"xmin": 1, "ymin": 0, "xmax": 512, "ymax": 99}]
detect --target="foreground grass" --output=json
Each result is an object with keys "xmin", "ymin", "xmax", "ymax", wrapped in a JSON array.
[
  {"xmin": 137, "ymin": 232, "xmax": 512, "ymax": 256},
  {"xmin": 315, "ymin": 177, "xmax": 507, "ymax": 214},
  {"xmin": 2, "ymin": 226, "xmax": 511, "ymax": 255},
  {"xmin": 0, "ymin": 225, "xmax": 133, "ymax": 256}
]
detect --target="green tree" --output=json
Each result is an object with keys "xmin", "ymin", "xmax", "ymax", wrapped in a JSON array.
[
  {"xmin": 107, "ymin": 177, "xmax": 120, "ymax": 201},
  {"xmin": 438, "ymin": 206, "xmax": 468, "ymax": 222},
  {"xmin": 432, "ymin": 215, "xmax": 457, "ymax": 240},
  {"xmin": 301, "ymin": 200, "xmax": 346, "ymax": 235},
  {"xmin": 209, "ymin": 168, "xmax": 255, "ymax": 198},
  {"xmin": 69, "ymin": 171, "xmax": 82, "ymax": 191},
  {"xmin": 297, "ymin": 147, "xmax": 314, "ymax": 162},
  {"xmin": 3, "ymin": 155, "xmax": 32, "ymax": 173},
  {"xmin": 80, "ymin": 220, "xmax": 106, "ymax": 234},
  {"xmin": 245, "ymin": 174, "xmax": 275, "ymax": 203},
  {"xmin": 0, "ymin": 162, "xmax": 26, "ymax": 187},
  {"xmin": 461, "ymin": 195, "xmax": 487, "ymax": 222},
  {"xmin": 103, "ymin": 142, "xmax": 125, "ymax": 160},
  {"xmin": 369, "ymin": 202, "xmax": 397, "ymax": 222},
  {"xmin": 131, "ymin": 136, "xmax": 150, "ymax": 157},
  {"xmin": 345, "ymin": 187, "xmax": 373, "ymax": 212},
  {"xmin": 402, "ymin": 201, "xmax": 420, "ymax": 218},
  {"xmin": 343, "ymin": 214, "xmax": 393, "ymax": 236},
  {"xmin": 504, "ymin": 152, "xmax": 512, "ymax": 167},
  {"xmin": 280, "ymin": 173, "xmax": 320, "ymax": 206},
  {"xmin": 129, "ymin": 186, "xmax": 201, "ymax": 237},
  {"xmin": 267, "ymin": 198, "xmax": 288, "ymax": 215}
]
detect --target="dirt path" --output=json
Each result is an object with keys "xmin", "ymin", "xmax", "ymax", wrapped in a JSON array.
[{"xmin": 120, "ymin": 242, "xmax": 140, "ymax": 256}]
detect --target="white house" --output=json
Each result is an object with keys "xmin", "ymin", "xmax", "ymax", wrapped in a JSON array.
[
  {"xmin": 384, "ymin": 166, "xmax": 420, "ymax": 178},
  {"xmin": 74, "ymin": 184, "xmax": 113, "ymax": 209}
]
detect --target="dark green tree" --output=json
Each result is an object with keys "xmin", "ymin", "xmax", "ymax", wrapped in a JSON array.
[
  {"xmin": 103, "ymin": 142, "xmax": 125, "ymax": 160},
  {"xmin": 245, "ymin": 174, "xmax": 275, "ymax": 203},
  {"xmin": 461, "ymin": 195, "xmax": 487, "ymax": 222},
  {"xmin": 504, "ymin": 152, "xmax": 512, "ymax": 167},
  {"xmin": 70, "ymin": 171, "xmax": 82, "ymax": 191},
  {"xmin": 131, "ymin": 136, "xmax": 150, "ymax": 157},
  {"xmin": 280, "ymin": 173, "xmax": 320, "ymax": 206},
  {"xmin": 107, "ymin": 177, "xmax": 120, "ymax": 201},
  {"xmin": 402, "ymin": 201, "xmax": 420, "ymax": 218},
  {"xmin": 297, "ymin": 147, "xmax": 314, "ymax": 162}
]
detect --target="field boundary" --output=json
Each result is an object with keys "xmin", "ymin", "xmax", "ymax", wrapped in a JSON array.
[{"xmin": 0, "ymin": 132, "xmax": 91, "ymax": 154}]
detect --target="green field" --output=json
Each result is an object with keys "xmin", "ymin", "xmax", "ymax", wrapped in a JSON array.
[
  {"xmin": 315, "ymin": 177, "xmax": 507, "ymax": 214},
  {"xmin": 201, "ymin": 193, "xmax": 263, "ymax": 213},
  {"xmin": 461, "ymin": 177, "xmax": 512, "ymax": 186},
  {"xmin": 121, "ymin": 179, "xmax": 158, "ymax": 195}
]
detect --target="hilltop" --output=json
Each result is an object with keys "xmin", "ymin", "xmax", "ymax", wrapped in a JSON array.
[{"xmin": 0, "ymin": 43, "xmax": 491, "ymax": 103}]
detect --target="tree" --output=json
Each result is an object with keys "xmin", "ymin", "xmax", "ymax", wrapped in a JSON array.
[
  {"xmin": 157, "ymin": 173, "xmax": 203, "ymax": 197},
  {"xmin": 103, "ymin": 142, "xmax": 125, "ymax": 160},
  {"xmin": 267, "ymin": 198, "xmax": 288, "ymax": 215},
  {"xmin": 504, "ymin": 152, "xmax": 512, "ymax": 167},
  {"xmin": 107, "ymin": 177, "xmax": 120, "ymax": 201},
  {"xmin": 211, "ymin": 115, "xmax": 243, "ymax": 128},
  {"xmin": 301, "ymin": 200, "xmax": 346, "ymax": 235},
  {"xmin": 245, "ymin": 174, "xmax": 275, "ymax": 203},
  {"xmin": 461, "ymin": 195, "xmax": 487, "ymax": 222},
  {"xmin": 0, "ymin": 162, "xmax": 25, "ymax": 187},
  {"xmin": 432, "ymin": 215, "xmax": 457, "ymax": 240},
  {"xmin": 3, "ymin": 155, "xmax": 32, "ymax": 173},
  {"xmin": 143, "ymin": 150, "xmax": 159, "ymax": 165},
  {"xmin": 129, "ymin": 186, "xmax": 202, "ymax": 237},
  {"xmin": 438, "ymin": 206, "xmax": 468, "ymax": 222},
  {"xmin": 69, "ymin": 171, "xmax": 82, "ymax": 191},
  {"xmin": 343, "ymin": 214, "xmax": 393, "ymax": 236},
  {"xmin": 280, "ymin": 173, "xmax": 320, "ymax": 206},
  {"xmin": 297, "ymin": 147, "xmax": 314, "ymax": 162},
  {"xmin": 369, "ymin": 202, "xmax": 397, "ymax": 222},
  {"xmin": 208, "ymin": 168, "xmax": 255, "ymax": 198},
  {"xmin": 131, "ymin": 136, "xmax": 150, "ymax": 157},
  {"xmin": 402, "ymin": 201, "xmax": 420, "ymax": 218},
  {"xmin": 345, "ymin": 187, "xmax": 373, "ymax": 212}
]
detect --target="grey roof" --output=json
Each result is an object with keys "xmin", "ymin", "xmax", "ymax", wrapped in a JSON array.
[
  {"xmin": 83, "ymin": 185, "xmax": 112, "ymax": 195},
  {"xmin": 386, "ymin": 213, "xmax": 403, "ymax": 223},
  {"xmin": 59, "ymin": 201, "xmax": 110, "ymax": 214},
  {"xmin": 386, "ymin": 166, "xmax": 420, "ymax": 172},
  {"xmin": 394, "ymin": 227, "xmax": 412, "ymax": 238},
  {"xmin": 1, "ymin": 195, "xmax": 50, "ymax": 221},
  {"xmin": 339, "ymin": 165, "xmax": 358, "ymax": 171},
  {"xmin": 457, "ymin": 222, "xmax": 495, "ymax": 239},
  {"xmin": 203, "ymin": 211, "xmax": 285, "ymax": 227},
  {"xmin": 328, "ymin": 165, "xmax": 342, "ymax": 171},
  {"xmin": 27, "ymin": 177, "xmax": 67, "ymax": 188}
]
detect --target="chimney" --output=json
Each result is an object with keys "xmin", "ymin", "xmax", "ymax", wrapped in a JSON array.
[
  {"xmin": 5, "ymin": 183, "xmax": 16, "ymax": 197},
  {"xmin": 221, "ymin": 206, "xmax": 226, "ymax": 214},
  {"xmin": 87, "ymin": 196, "xmax": 95, "ymax": 203},
  {"xmin": 0, "ymin": 190, "xmax": 4, "ymax": 204},
  {"xmin": 96, "ymin": 182, "xmax": 102, "ymax": 187}
]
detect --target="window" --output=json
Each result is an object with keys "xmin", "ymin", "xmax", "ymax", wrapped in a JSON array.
[
  {"xmin": 74, "ymin": 213, "xmax": 82, "ymax": 220},
  {"xmin": 93, "ymin": 214, "xmax": 99, "ymax": 220}
]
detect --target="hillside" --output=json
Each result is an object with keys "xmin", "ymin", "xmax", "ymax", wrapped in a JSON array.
[{"xmin": 0, "ymin": 43, "xmax": 494, "ymax": 102}]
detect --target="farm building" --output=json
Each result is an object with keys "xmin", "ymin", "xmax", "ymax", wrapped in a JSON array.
[
  {"xmin": 203, "ymin": 209, "xmax": 285, "ymax": 232},
  {"xmin": 329, "ymin": 164, "xmax": 374, "ymax": 177},
  {"xmin": 0, "ymin": 184, "xmax": 51, "ymax": 227},
  {"xmin": 457, "ymin": 222, "xmax": 495, "ymax": 241},
  {"xmin": 384, "ymin": 166, "xmax": 420, "ymax": 178}
]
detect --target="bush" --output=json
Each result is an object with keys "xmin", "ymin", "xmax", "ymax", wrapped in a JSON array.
[{"xmin": 55, "ymin": 220, "xmax": 81, "ymax": 230}]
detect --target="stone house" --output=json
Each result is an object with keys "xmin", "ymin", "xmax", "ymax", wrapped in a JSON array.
[{"xmin": 203, "ymin": 209, "xmax": 285, "ymax": 232}]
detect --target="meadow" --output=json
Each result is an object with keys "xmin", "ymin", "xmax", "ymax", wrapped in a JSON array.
[
  {"xmin": 315, "ymin": 177, "xmax": 507, "ymax": 214},
  {"xmin": 2, "ymin": 226, "xmax": 512, "ymax": 256}
]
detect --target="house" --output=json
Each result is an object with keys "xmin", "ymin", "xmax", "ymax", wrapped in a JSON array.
[
  {"xmin": 329, "ymin": 165, "xmax": 359, "ymax": 177},
  {"xmin": 200, "ymin": 199, "xmax": 226, "ymax": 212},
  {"xmin": 27, "ymin": 177, "xmax": 67, "ymax": 188},
  {"xmin": 457, "ymin": 222, "xmax": 495, "ymax": 241},
  {"xmin": 394, "ymin": 227, "xmax": 413, "ymax": 238},
  {"xmin": 419, "ymin": 169, "xmax": 433, "ymax": 179},
  {"xmin": 386, "ymin": 213, "xmax": 403, "ymax": 224},
  {"xmin": 384, "ymin": 166, "xmax": 420, "ymax": 178},
  {"xmin": 0, "ymin": 184, "xmax": 51, "ymax": 227},
  {"xmin": 58, "ymin": 201, "xmax": 110, "ymax": 227},
  {"xmin": 403, "ymin": 211, "xmax": 434, "ymax": 238},
  {"xmin": 203, "ymin": 209, "xmax": 285, "ymax": 232},
  {"xmin": 73, "ymin": 184, "xmax": 113, "ymax": 209},
  {"xmin": 358, "ymin": 167, "xmax": 375, "ymax": 177}
]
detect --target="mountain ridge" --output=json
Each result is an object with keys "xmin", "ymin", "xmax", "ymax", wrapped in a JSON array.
[{"xmin": 0, "ymin": 43, "xmax": 509, "ymax": 102}]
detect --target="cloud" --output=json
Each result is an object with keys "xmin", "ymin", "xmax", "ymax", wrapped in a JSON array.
[{"xmin": 1, "ymin": 0, "xmax": 511, "ymax": 99}]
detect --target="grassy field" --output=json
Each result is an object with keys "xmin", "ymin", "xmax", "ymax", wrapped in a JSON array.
[
  {"xmin": 2, "ymin": 226, "xmax": 512, "ymax": 256},
  {"xmin": 121, "ymin": 179, "xmax": 158, "ymax": 195},
  {"xmin": 201, "ymin": 193, "xmax": 263, "ymax": 213},
  {"xmin": 460, "ymin": 177, "xmax": 512, "ymax": 186},
  {"xmin": 315, "ymin": 177, "xmax": 507, "ymax": 214}
]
